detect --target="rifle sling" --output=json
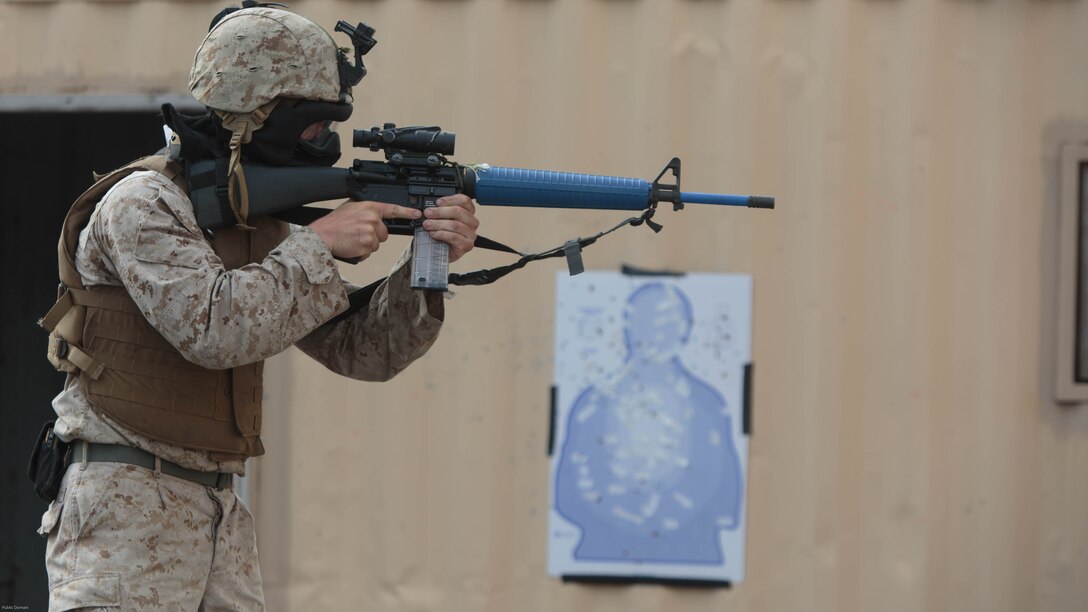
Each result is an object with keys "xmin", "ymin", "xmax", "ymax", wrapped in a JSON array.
[
  {"xmin": 450, "ymin": 207, "xmax": 659, "ymax": 287},
  {"xmin": 322, "ymin": 206, "xmax": 661, "ymax": 325}
]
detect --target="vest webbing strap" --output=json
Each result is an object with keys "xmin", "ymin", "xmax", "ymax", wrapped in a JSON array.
[
  {"xmin": 61, "ymin": 342, "xmax": 105, "ymax": 380},
  {"xmin": 42, "ymin": 287, "xmax": 146, "ymax": 329},
  {"xmin": 38, "ymin": 290, "xmax": 74, "ymax": 333},
  {"xmin": 41, "ymin": 291, "xmax": 109, "ymax": 379},
  {"xmin": 69, "ymin": 287, "xmax": 145, "ymax": 315},
  {"xmin": 40, "ymin": 288, "xmax": 142, "ymax": 381}
]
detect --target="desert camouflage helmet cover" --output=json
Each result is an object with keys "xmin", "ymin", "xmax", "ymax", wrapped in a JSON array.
[{"xmin": 189, "ymin": 7, "xmax": 342, "ymax": 114}]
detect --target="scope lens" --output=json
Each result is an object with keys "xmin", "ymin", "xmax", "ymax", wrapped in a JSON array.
[{"xmin": 352, "ymin": 129, "xmax": 377, "ymax": 149}]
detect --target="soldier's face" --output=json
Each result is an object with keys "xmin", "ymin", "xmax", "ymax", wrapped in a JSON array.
[{"xmin": 300, "ymin": 121, "xmax": 328, "ymax": 142}]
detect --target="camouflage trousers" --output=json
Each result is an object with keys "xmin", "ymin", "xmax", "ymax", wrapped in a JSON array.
[{"xmin": 39, "ymin": 458, "xmax": 263, "ymax": 611}]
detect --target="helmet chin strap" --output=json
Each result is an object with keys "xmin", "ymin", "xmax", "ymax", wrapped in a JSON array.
[{"xmin": 216, "ymin": 98, "xmax": 280, "ymax": 229}]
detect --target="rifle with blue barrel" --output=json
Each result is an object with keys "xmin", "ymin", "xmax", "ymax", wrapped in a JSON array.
[{"xmin": 186, "ymin": 124, "xmax": 774, "ymax": 291}]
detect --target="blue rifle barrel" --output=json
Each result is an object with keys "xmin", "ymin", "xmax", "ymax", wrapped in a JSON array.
[{"xmin": 464, "ymin": 166, "xmax": 774, "ymax": 210}]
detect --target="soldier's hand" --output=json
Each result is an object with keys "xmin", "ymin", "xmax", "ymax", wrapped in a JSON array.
[
  {"xmin": 309, "ymin": 200, "xmax": 421, "ymax": 261},
  {"xmin": 422, "ymin": 194, "xmax": 479, "ymax": 263}
]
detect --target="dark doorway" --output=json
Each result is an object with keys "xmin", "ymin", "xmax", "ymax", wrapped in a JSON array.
[{"xmin": 0, "ymin": 111, "xmax": 168, "ymax": 608}]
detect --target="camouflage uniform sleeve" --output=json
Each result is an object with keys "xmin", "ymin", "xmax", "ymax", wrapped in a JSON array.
[
  {"xmin": 93, "ymin": 171, "xmax": 349, "ymax": 369},
  {"xmin": 294, "ymin": 249, "xmax": 445, "ymax": 381}
]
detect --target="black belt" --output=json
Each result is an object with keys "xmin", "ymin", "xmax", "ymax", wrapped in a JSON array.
[{"xmin": 71, "ymin": 442, "xmax": 233, "ymax": 490}]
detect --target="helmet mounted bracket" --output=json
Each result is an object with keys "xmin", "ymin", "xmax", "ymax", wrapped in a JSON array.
[{"xmin": 334, "ymin": 21, "xmax": 377, "ymax": 92}]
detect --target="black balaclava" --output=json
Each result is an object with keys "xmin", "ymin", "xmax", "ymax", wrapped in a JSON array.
[
  {"xmin": 161, "ymin": 97, "xmax": 353, "ymax": 167},
  {"xmin": 244, "ymin": 99, "xmax": 354, "ymax": 167}
]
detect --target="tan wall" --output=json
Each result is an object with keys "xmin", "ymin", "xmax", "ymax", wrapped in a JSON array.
[{"xmin": 6, "ymin": 0, "xmax": 1088, "ymax": 610}]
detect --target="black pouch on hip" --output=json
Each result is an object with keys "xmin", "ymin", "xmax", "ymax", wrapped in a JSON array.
[{"xmin": 27, "ymin": 421, "xmax": 71, "ymax": 502}]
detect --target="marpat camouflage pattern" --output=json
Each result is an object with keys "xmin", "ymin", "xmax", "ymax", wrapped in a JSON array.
[
  {"xmin": 190, "ymin": 7, "xmax": 343, "ymax": 114},
  {"xmin": 41, "ymin": 461, "xmax": 262, "ymax": 610}
]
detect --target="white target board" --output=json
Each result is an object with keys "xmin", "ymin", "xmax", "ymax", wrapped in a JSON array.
[{"xmin": 548, "ymin": 271, "xmax": 752, "ymax": 584}]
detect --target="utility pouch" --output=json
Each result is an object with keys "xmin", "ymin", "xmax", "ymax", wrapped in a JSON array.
[{"xmin": 27, "ymin": 421, "xmax": 71, "ymax": 502}]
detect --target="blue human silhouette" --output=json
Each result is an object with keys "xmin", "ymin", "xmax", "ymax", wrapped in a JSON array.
[{"xmin": 555, "ymin": 282, "xmax": 743, "ymax": 564}]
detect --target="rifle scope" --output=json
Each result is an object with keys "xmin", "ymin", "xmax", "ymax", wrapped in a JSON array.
[{"xmin": 353, "ymin": 124, "xmax": 456, "ymax": 156}]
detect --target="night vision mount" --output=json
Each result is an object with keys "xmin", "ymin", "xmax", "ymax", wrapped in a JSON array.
[{"xmin": 335, "ymin": 20, "xmax": 377, "ymax": 89}]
